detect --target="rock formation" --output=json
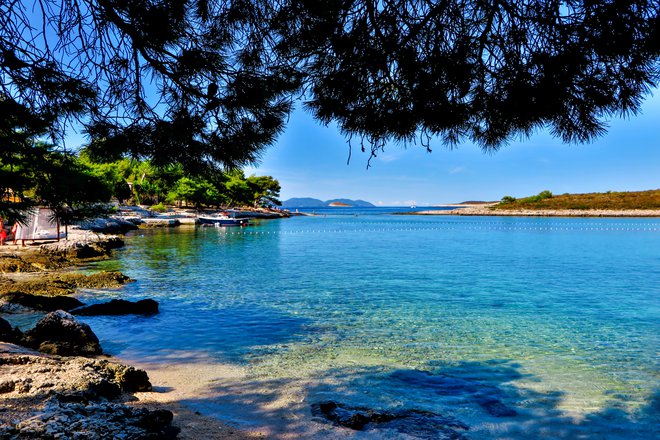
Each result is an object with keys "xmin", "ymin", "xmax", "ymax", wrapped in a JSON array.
[{"xmin": 22, "ymin": 311, "xmax": 102, "ymax": 356}]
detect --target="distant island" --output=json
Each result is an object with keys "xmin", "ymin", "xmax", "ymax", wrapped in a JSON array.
[{"xmin": 282, "ymin": 198, "xmax": 375, "ymax": 208}]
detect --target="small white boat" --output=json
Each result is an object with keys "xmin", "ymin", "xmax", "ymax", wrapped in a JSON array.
[{"xmin": 198, "ymin": 213, "xmax": 250, "ymax": 227}]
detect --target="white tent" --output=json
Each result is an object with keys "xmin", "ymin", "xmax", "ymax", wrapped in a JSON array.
[{"xmin": 14, "ymin": 208, "xmax": 66, "ymax": 241}]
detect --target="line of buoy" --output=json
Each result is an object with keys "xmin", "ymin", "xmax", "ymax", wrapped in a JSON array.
[
  {"xmin": 217, "ymin": 226, "xmax": 659, "ymax": 236},
  {"xmin": 332, "ymin": 220, "xmax": 660, "ymax": 227}
]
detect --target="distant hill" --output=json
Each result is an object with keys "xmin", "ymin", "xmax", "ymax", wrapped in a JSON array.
[{"xmin": 282, "ymin": 198, "xmax": 375, "ymax": 208}]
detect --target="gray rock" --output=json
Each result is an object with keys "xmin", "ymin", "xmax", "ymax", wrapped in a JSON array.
[{"xmin": 40, "ymin": 231, "xmax": 124, "ymax": 258}]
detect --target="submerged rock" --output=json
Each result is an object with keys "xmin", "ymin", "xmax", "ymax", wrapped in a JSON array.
[
  {"xmin": 23, "ymin": 310, "xmax": 102, "ymax": 356},
  {"xmin": 72, "ymin": 298, "xmax": 158, "ymax": 316},
  {"xmin": 0, "ymin": 291, "xmax": 84, "ymax": 312},
  {"xmin": 475, "ymin": 396, "xmax": 518, "ymax": 417},
  {"xmin": 390, "ymin": 370, "xmax": 518, "ymax": 418},
  {"xmin": 311, "ymin": 400, "xmax": 469, "ymax": 439}
]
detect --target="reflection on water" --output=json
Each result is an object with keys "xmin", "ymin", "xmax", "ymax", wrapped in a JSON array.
[{"xmin": 79, "ymin": 215, "xmax": 659, "ymax": 438}]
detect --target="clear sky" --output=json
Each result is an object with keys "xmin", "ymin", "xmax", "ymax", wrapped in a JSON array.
[{"xmin": 246, "ymin": 91, "xmax": 660, "ymax": 206}]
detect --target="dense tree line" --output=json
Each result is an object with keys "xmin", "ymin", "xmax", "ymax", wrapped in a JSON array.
[{"xmin": 79, "ymin": 153, "xmax": 282, "ymax": 209}]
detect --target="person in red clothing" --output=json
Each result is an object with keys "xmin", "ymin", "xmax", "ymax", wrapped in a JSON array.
[{"xmin": 0, "ymin": 218, "xmax": 6, "ymax": 245}]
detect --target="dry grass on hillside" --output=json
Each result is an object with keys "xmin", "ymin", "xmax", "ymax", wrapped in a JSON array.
[{"xmin": 494, "ymin": 189, "xmax": 660, "ymax": 210}]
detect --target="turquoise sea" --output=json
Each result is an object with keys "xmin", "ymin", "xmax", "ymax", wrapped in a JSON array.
[{"xmin": 82, "ymin": 211, "xmax": 658, "ymax": 438}]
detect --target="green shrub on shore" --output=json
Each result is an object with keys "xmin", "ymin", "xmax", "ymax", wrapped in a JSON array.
[
  {"xmin": 520, "ymin": 190, "xmax": 553, "ymax": 203},
  {"xmin": 500, "ymin": 196, "xmax": 517, "ymax": 204},
  {"xmin": 150, "ymin": 203, "xmax": 167, "ymax": 213}
]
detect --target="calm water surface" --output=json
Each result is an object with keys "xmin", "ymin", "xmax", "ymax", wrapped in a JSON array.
[{"xmin": 83, "ymin": 212, "xmax": 659, "ymax": 438}]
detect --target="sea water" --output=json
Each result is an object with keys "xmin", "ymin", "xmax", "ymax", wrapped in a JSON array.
[{"xmin": 82, "ymin": 212, "xmax": 659, "ymax": 438}]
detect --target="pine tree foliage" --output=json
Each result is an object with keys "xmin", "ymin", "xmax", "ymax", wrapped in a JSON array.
[
  {"xmin": 1, "ymin": 0, "xmax": 658, "ymax": 168},
  {"xmin": 1, "ymin": 0, "xmax": 300, "ymax": 171},
  {"xmin": 275, "ymin": 0, "xmax": 659, "ymax": 157}
]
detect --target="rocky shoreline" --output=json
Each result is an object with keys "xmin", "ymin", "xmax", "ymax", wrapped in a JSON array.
[
  {"xmin": 0, "ymin": 229, "xmax": 253, "ymax": 439},
  {"xmin": 0, "ymin": 340, "xmax": 179, "ymax": 439}
]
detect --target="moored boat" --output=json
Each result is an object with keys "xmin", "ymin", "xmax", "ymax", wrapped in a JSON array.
[{"xmin": 198, "ymin": 213, "xmax": 250, "ymax": 227}]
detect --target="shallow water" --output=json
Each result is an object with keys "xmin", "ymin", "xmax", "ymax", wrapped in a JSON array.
[{"xmin": 81, "ymin": 213, "xmax": 658, "ymax": 438}]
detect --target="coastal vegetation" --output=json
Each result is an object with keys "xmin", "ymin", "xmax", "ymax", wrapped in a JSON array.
[
  {"xmin": 79, "ymin": 154, "xmax": 282, "ymax": 209},
  {"xmin": 495, "ymin": 189, "xmax": 660, "ymax": 210}
]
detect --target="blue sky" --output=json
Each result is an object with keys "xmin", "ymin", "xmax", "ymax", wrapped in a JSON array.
[{"xmin": 246, "ymin": 91, "xmax": 660, "ymax": 206}]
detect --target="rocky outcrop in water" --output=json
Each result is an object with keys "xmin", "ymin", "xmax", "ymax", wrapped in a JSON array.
[
  {"xmin": 22, "ymin": 310, "xmax": 102, "ymax": 356},
  {"xmin": 139, "ymin": 218, "xmax": 181, "ymax": 228},
  {"xmin": 110, "ymin": 365, "xmax": 152, "ymax": 392},
  {"xmin": 0, "ymin": 292, "xmax": 84, "ymax": 312},
  {"xmin": 72, "ymin": 298, "xmax": 159, "ymax": 316},
  {"xmin": 311, "ymin": 400, "xmax": 469, "ymax": 439}
]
